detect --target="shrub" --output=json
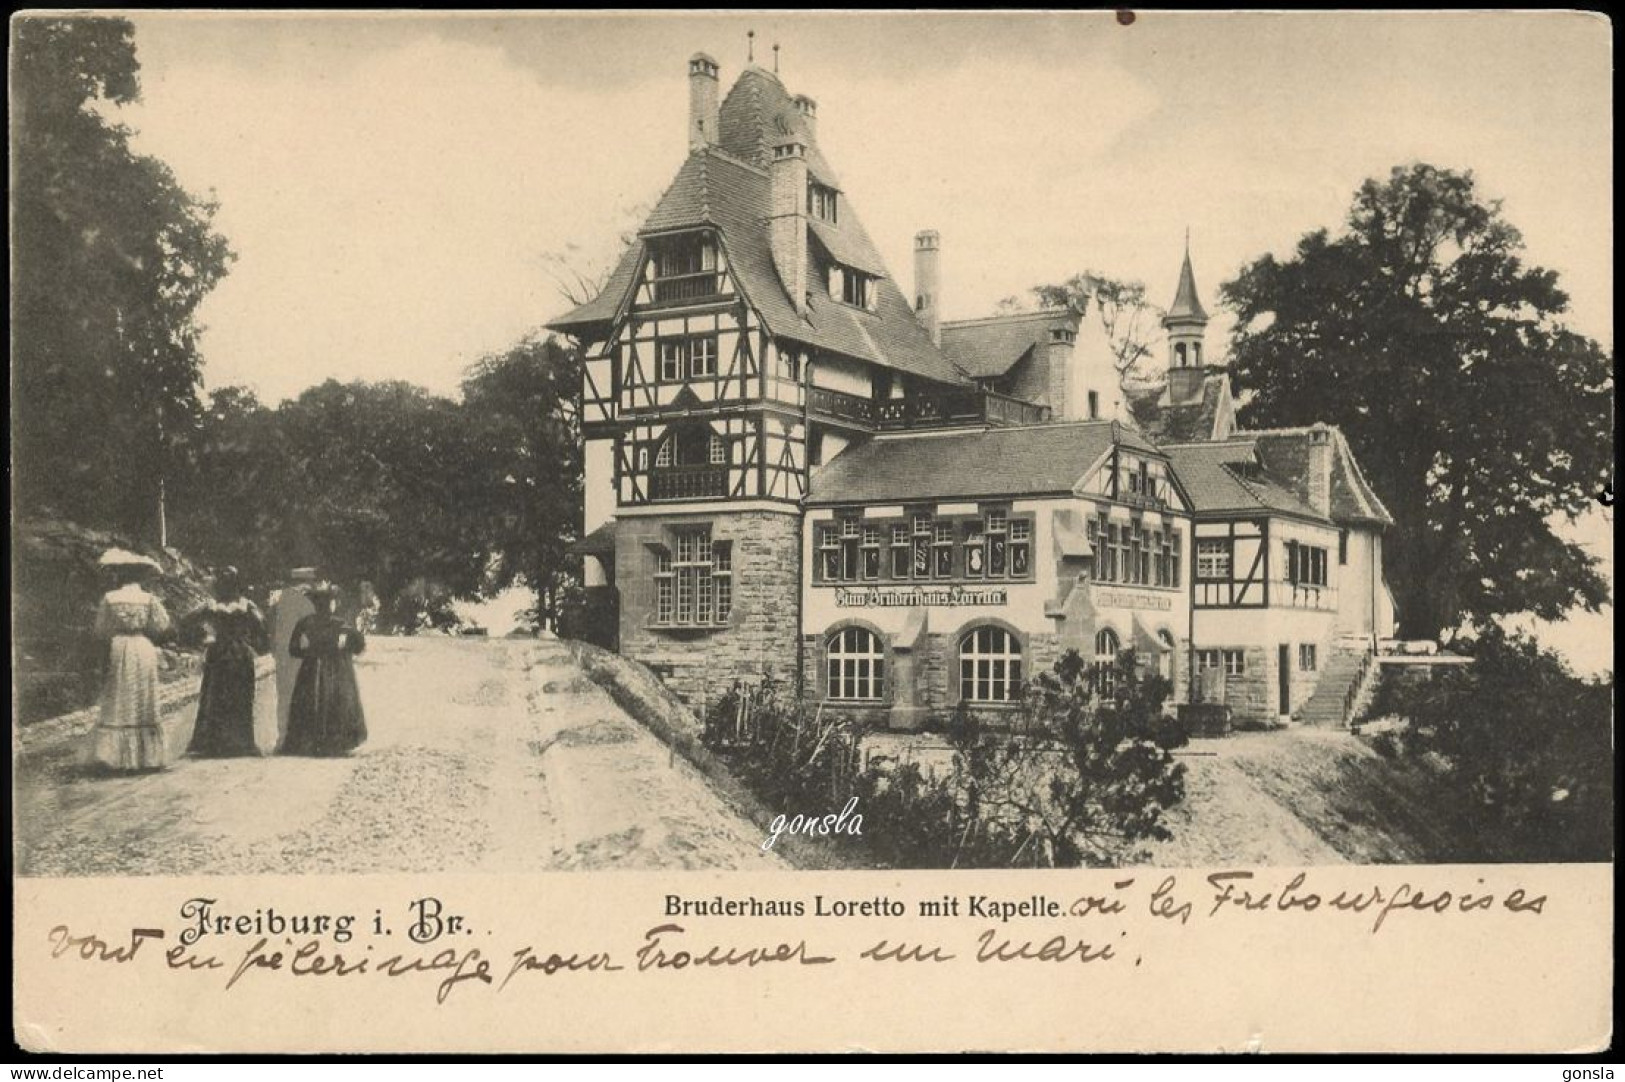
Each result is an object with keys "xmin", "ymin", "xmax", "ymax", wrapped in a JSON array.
[{"xmin": 1396, "ymin": 629, "xmax": 1613, "ymax": 862}]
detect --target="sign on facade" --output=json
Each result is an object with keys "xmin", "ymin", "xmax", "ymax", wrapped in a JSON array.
[{"xmin": 833, "ymin": 585, "xmax": 1009, "ymax": 608}]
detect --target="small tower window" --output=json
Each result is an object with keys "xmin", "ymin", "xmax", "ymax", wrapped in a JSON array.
[
  {"xmin": 1175, "ymin": 342, "xmax": 1188, "ymax": 367},
  {"xmin": 1192, "ymin": 342, "xmax": 1203, "ymax": 365},
  {"xmin": 1088, "ymin": 390, "xmax": 1100, "ymax": 419}
]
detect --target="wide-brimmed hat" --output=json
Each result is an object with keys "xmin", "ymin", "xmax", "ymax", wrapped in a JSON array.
[
  {"xmin": 289, "ymin": 567, "xmax": 319, "ymax": 583},
  {"xmin": 98, "ymin": 548, "xmax": 161, "ymax": 573},
  {"xmin": 304, "ymin": 581, "xmax": 341, "ymax": 600}
]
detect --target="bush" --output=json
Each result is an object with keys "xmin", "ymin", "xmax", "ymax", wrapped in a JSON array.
[
  {"xmin": 702, "ymin": 674, "xmax": 867, "ymax": 813},
  {"xmin": 1394, "ymin": 629, "xmax": 1612, "ymax": 862}
]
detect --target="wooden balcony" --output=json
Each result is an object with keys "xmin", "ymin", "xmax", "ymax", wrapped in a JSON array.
[
  {"xmin": 648, "ymin": 272, "xmax": 723, "ymax": 306},
  {"xmin": 809, "ymin": 385, "xmax": 1051, "ymax": 431},
  {"xmin": 649, "ymin": 464, "xmax": 729, "ymax": 501}
]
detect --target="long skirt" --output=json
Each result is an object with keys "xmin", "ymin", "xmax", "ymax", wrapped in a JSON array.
[
  {"xmin": 281, "ymin": 654, "xmax": 367, "ymax": 757},
  {"xmin": 88, "ymin": 634, "xmax": 168, "ymax": 772},
  {"xmin": 187, "ymin": 641, "xmax": 261, "ymax": 757}
]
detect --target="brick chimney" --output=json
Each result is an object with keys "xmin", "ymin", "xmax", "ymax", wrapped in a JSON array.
[
  {"xmin": 1047, "ymin": 324, "xmax": 1076, "ymax": 420},
  {"xmin": 792, "ymin": 94, "xmax": 817, "ymax": 141},
  {"xmin": 688, "ymin": 53, "xmax": 720, "ymax": 149},
  {"xmin": 770, "ymin": 139, "xmax": 809, "ymax": 316},
  {"xmin": 913, "ymin": 230, "xmax": 941, "ymax": 345},
  {"xmin": 1307, "ymin": 423, "xmax": 1333, "ymax": 517}
]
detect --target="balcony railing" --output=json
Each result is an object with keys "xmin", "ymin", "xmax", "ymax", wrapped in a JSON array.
[
  {"xmin": 649, "ymin": 272, "xmax": 722, "ymax": 305},
  {"xmin": 808, "ymin": 385, "xmax": 1051, "ymax": 431},
  {"xmin": 649, "ymin": 464, "xmax": 728, "ymax": 501}
]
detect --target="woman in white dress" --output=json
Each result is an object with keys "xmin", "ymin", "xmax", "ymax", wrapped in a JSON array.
[{"xmin": 87, "ymin": 550, "xmax": 174, "ymax": 773}]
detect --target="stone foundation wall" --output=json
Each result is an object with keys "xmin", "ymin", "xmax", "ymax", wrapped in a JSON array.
[{"xmin": 616, "ymin": 509, "xmax": 801, "ymax": 713}]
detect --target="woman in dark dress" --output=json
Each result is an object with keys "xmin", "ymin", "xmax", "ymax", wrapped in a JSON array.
[
  {"xmin": 187, "ymin": 569, "xmax": 267, "ymax": 758},
  {"xmin": 280, "ymin": 583, "xmax": 367, "ymax": 757}
]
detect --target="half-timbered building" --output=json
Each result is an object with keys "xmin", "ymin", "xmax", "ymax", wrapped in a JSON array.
[{"xmin": 551, "ymin": 49, "xmax": 1398, "ymax": 728}]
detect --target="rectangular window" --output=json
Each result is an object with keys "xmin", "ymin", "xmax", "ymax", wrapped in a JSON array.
[
  {"xmin": 1195, "ymin": 649, "xmax": 1246, "ymax": 675},
  {"xmin": 861, "ymin": 525, "xmax": 882, "ymax": 580},
  {"xmin": 689, "ymin": 336, "xmax": 718, "ymax": 378},
  {"xmin": 1171, "ymin": 532, "xmax": 1182, "ymax": 588},
  {"xmin": 1339, "ymin": 529, "xmax": 1349, "ymax": 566},
  {"xmin": 1087, "ymin": 390, "xmax": 1100, "ymax": 419},
  {"xmin": 1196, "ymin": 539, "xmax": 1232, "ymax": 580},
  {"xmin": 1299, "ymin": 644, "xmax": 1317, "ymax": 672},
  {"xmin": 707, "ymin": 433, "xmax": 727, "ymax": 465},
  {"xmin": 1288, "ymin": 542, "xmax": 1329, "ymax": 587},
  {"xmin": 657, "ymin": 529, "xmax": 728, "ymax": 628},
  {"xmin": 890, "ymin": 524, "xmax": 911, "ymax": 579},
  {"xmin": 962, "ymin": 523, "xmax": 986, "ymax": 578},
  {"xmin": 985, "ymin": 511, "xmax": 1008, "ymax": 577},
  {"xmin": 659, "ymin": 340, "xmax": 684, "ymax": 382},
  {"xmin": 1009, "ymin": 518, "xmax": 1032, "ymax": 578},
  {"xmin": 818, "ymin": 525, "xmax": 841, "ymax": 582},
  {"xmin": 840, "ymin": 267, "xmax": 874, "ymax": 310},
  {"xmin": 933, "ymin": 523, "xmax": 955, "ymax": 578},
  {"xmin": 808, "ymin": 181, "xmax": 839, "ymax": 223}
]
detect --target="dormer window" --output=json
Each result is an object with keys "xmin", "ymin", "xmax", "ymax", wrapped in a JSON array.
[
  {"xmin": 829, "ymin": 264, "xmax": 877, "ymax": 311},
  {"xmin": 808, "ymin": 181, "xmax": 838, "ymax": 223},
  {"xmin": 649, "ymin": 232, "xmax": 719, "ymax": 304}
]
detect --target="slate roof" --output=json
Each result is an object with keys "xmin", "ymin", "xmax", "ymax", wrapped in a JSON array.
[
  {"xmin": 941, "ymin": 309, "xmax": 1076, "ymax": 380},
  {"xmin": 806, "ymin": 421, "xmax": 1162, "ymax": 505},
  {"xmin": 1124, "ymin": 372, "xmax": 1231, "ymax": 443},
  {"xmin": 1244, "ymin": 427, "xmax": 1395, "ymax": 526},
  {"xmin": 1163, "ymin": 441, "xmax": 1328, "ymax": 521},
  {"xmin": 549, "ymin": 67, "xmax": 967, "ymax": 387}
]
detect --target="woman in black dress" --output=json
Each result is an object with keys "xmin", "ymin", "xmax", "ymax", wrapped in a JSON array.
[
  {"xmin": 280, "ymin": 583, "xmax": 367, "ymax": 757},
  {"xmin": 187, "ymin": 568, "xmax": 267, "ymax": 758}
]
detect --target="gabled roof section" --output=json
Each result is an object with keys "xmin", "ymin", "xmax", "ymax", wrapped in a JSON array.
[
  {"xmin": 807, "ymin": 421, "xmax": 1162, "ymax": 506},
  {"xmin": 1124, "ymin": 372, "xmax": 1232, "ymax": 443},
  {"xmin": 1243, "ymin": 427, "xmax": 1395, "ymax": 526},
  {"xmin": 1166, "ymin": 248, "xmax": 1209, "ymax": 323},
  {"xmin": 941, "ymin": 309, "xmax": 1077, "ymax": 380},
  {"xmin": 1163, "ymin": 440, "xmax": 1328, "ymax": 522},
  {"xmin": 547, "ymin": 241, "xmax": 642, "ymax": 335}
]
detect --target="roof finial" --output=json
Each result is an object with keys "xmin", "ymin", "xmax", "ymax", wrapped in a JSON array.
[
  {"xmin": 747, "ymin": 29, "xmax": 755, "ymax": 64},
  {"xmin": 1184, "ymin": 225, "xmax": 1191, "ymax": 254},
  {"xmin": 773, "ymin": 42, "xmax": 780, "ymax": 74}
]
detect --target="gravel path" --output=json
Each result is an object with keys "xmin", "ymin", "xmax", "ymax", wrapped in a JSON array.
[{"xmin": 15, "ymin": 636, "xmax": 782, "ymax": 876}]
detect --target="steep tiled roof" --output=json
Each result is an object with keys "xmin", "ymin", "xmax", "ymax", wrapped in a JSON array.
[
  {"xmin": 941, "ymin": 309, "xmax": 1075, "ymax": 379},
  {"xmin": 1163, "ymin": 441, "xmax": 1328, "ymax": 522},
  {"xmin": 570, "ymin": 520, "xmax": 617, "ymax": 557},
  {"xmin": 549, "ymin": 132, "xmax": 966, "ymax": 385},
  {"xmin": 1124, "ymin": 372, "xmax": 1230, "ymax": 443},
  {"xmin": 807, "ymin": 421, "xmax": 1162, "ymax": 505},
  {"xmin": 1244, "ymin": 427, "xmax": 1394, "ymax": 526}
]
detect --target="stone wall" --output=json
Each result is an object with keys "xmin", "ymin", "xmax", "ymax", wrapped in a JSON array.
[{"xmin": 616, "ymin": 508, "xmax": 801, "ymax": 712}]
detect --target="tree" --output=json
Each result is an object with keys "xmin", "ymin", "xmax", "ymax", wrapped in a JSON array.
[
  {"xmin": 1032, "ymin": 273, "xmax": 1164, "ymax": 380},
  {"xmin": 1222, "ymin": 164, "xmax": 1613, "ymax": 638},
  {"xmin": 12, "ymin": 16, "xmax": 234, "ymax": 539},
  {"xmin": 460, "ymin": 334, "xmax": 584, "ymax": 628},
  {"xmin": 1389, "ymin": 630, "xmax": 1612, "ymax": 862}
]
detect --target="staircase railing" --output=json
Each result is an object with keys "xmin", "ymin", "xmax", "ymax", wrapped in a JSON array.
[{"xmin": 1341, "ymin": 648, "xmax": 1376, "ymax": 728}]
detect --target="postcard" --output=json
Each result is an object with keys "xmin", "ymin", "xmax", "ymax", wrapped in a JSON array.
[{"xmin": 11, "ymin": 9, "xmax": 1613, "ymax": 1055}]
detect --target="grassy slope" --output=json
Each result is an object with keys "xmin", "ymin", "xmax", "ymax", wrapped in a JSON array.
[{"xmin": 1140, "ymin": 729, "xmax": 1462, "ymax": 867}]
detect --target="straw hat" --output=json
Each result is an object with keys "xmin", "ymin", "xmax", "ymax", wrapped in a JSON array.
[
  {"xmin": 304, "ymin": 581, "xmax": 341, "ymax": 601},
  {"xmin": 98, "ymin": 548, "xmax": 161, "ymax": 573},
  {"xmin": 289, "ymin": 567, "xmax": 319, "ymax": 583}
]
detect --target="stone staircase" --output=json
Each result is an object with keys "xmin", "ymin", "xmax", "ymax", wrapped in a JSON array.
[{"xmin": 1295, "ymin": 639, "xmax": 1377, "ymax": 728}]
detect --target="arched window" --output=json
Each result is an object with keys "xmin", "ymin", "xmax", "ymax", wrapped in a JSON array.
[
  {"xmin": 1192, "ymin": 342, "xmax": 1203, "ymax": 366},
  {"xmin": 1174, "ymin": 342, "xmax": 1188, "ymax": 367},
  {"xmin": 1094, "ymin": 628, "xmax": 1121, "ymax": 694},
  {"xmin": 959, "ymin": 626, "xmax": 1023, "ymax": 703},
  {"xmin": 827, "ymin": 627, "xmax": 884, "ymax": 701}
]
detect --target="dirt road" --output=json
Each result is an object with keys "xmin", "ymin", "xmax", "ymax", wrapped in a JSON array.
[{"xmin": 15, "ymin": 636, "xmax": 782, "ymax": 876}]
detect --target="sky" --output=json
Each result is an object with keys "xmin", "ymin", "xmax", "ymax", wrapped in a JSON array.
[{"xmin": 105, "ymin": 11, "xmax": 1612, "ymax": 657}]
